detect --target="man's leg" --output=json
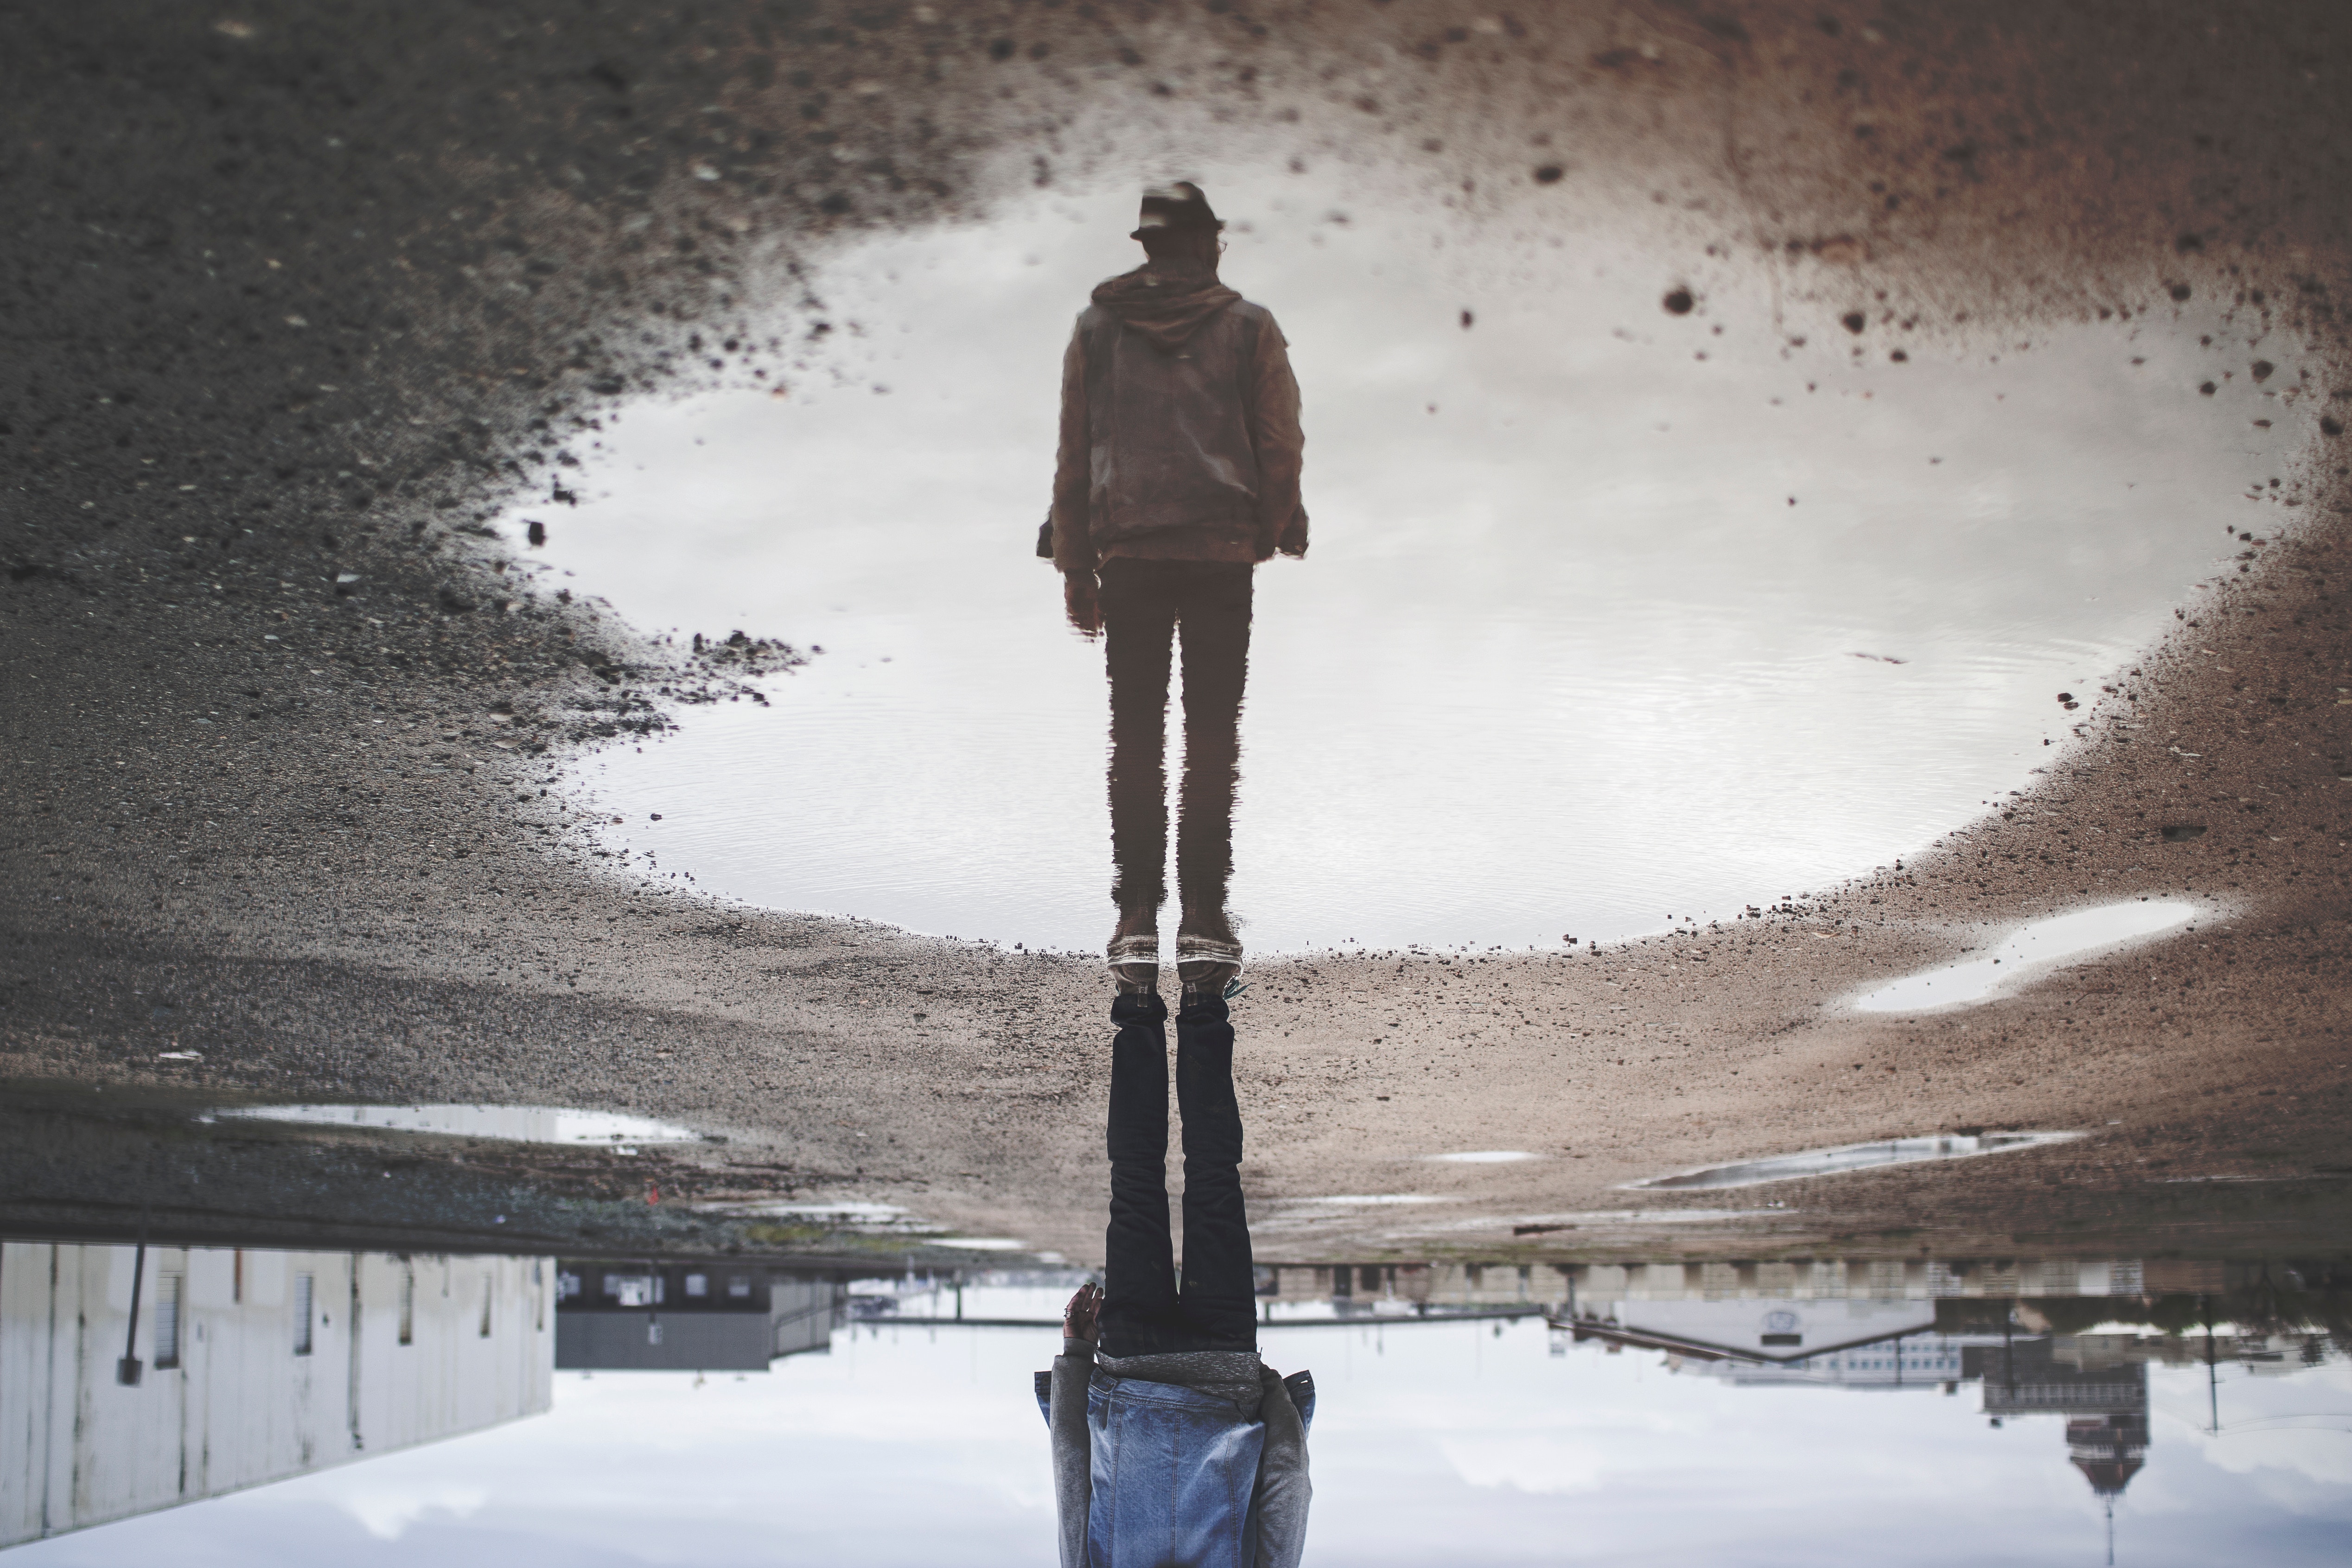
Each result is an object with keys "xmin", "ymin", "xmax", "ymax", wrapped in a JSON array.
[
  {"xmin": 1173, "ymin": 565, "xmax": 1253, "ymax": 954},
  {"xmin": 1102, "ymin": 563, "xmax": 1179, "ymax": 962},
  {"xmin": 1098, "ymin": 990, "xmax": 1181, "ymax": 1358},
  {"xmin": 1173, "ymin": 988, "xmax": 1259, "ymax": 1350}
]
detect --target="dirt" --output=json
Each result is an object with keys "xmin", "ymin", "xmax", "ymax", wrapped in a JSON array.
[{"xmin": 4, "ymin": 1, "xmax": 2351, "ymax": 1268}]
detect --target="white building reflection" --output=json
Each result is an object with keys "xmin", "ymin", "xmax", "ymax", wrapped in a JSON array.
[{"xmin": 0, "ymin": 1241, "xmax": 551, "ymax": 1549}]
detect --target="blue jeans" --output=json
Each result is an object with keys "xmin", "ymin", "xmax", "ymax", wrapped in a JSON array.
[
  {"xmin": 1099, "ymin": 989, "xmax": 1257, "ymax": 1358},
  {"xmin": 1085, "ymin": 1373, "xmax": 1269, "ymax": 1568}
]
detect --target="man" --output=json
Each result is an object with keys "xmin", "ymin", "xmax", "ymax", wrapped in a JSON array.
[
  {"xmin": 1044, "ymin": 180, "xmax": 1308, "ymax": 1000},
  {"xmin": 1037, "ymin": 982, "xmax": 1313, "ymax": 1568},
  {"xmin": 1031, "ymin": 182, "xmax": 1313, "ymax": 1568}
]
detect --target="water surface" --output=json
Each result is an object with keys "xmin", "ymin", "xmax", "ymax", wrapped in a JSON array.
[
  {"xmin": 512, "ymin": 171, "xmax": 2288, "ymax": 953},
  {"xmin": 12, "ymin": 1243, "xmax": 2344, "ymax": 1566}
]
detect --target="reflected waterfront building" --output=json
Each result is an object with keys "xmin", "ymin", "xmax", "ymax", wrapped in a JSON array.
[
  {"xmin": 2, "ymin": 1237, "xmax": 863, "ymax": 1548},
  {"xmin": 1970, "ymin": 1333, "xmax": 2151, "ymax": 1550},
  {"xmin": 0, "ymin": 1241, "xmax": 550, "ymax": 1549},
  {"xmin": 554, "ymin": 1259, "xmax": 841, "ymax": 1372}
]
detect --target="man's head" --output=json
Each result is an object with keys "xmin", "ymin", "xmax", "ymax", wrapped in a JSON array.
[{"xmin": 1131, "ymin": 181, "xmax": 1223, "ymax": 266}]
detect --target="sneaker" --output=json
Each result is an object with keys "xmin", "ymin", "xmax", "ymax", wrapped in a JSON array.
[
  {"xmin": 1174, "ymin": 930, "xmax": 1242, "ymax": 1001},
  {"xmin": 1108, "ymin": 929, "xmax": 1159, "ymax": 994}
]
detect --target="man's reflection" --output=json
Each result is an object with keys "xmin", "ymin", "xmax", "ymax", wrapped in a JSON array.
[
  {"xmin": 1045, "ymin": 179, "xmax": 1308, "ymax": 996},
  {"xmin": 1041, "ymin": 977, "xmax": 1313, "ymax": 1567},
  {"xmin": 1036, "ymin": 181, "xmax": 1313, "ymax": 1566}
]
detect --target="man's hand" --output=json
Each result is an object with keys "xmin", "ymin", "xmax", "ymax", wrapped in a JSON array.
[
  {"xmin": 1063, "ymin": 569, "xmax": 1102, "ymax": 639},
  {"xmin": 1063, "ymin": 1281, "xmax": 1104, "ymax": 1345}
]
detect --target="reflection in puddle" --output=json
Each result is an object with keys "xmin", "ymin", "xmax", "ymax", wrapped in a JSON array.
[
  {"xmin": 213, "ymin": 1103, "xmax": 706, "ymax": 1145},
  {"xmin": 556, "ymin": 1260, "xmax": 838, "ymax": 1371},
  {"xmin": 3, "ymin": 1239, "xmax": 550, "ymax": 1548},
  {"xmin": 1424, "ymin": 1150, "xmax": 1539, "ymax": 1164},
  {"xmin": 525, "ymin": 172, "xmax": 2281, "ymax": 951},
  {"xmin": 690, "ymin": 1200, "xmax": 1045, "ymax": 1256},
  {"xmin": 1627, "ymin": 1130, "xmax": 2084, "ymax": 1191},
  {"xmin": 1852, "ymin": 898, "xmax": 2204, "ymax": 1012},
  {"xmin": 14, "ymin": 1243, "xmax": 2342, "ymax": 1564},
  {"xmin": 706, "ymin": 1199, "xmax": 935, "ymax": 1228}
]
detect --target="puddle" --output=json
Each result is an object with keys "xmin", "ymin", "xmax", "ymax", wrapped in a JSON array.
[
  {"xmin": 1627, "ymin": 1132, "xmax": 2084, "ymax": 1191},
  {"xmin": 513, "ymin": 168, "xmax": 2287, "ymax": 953},
  {"xmin": 1851, "ymin": 899, "xmax": 2203, "ymax": 1013},
  {"xmin": 212, "ymin": 1103, "xmax": 706, "ymax": 1145}
]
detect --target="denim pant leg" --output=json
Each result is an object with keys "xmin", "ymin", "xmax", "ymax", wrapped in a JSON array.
[
  {"xmin": 1174, "ymin": 990, "xmax": 1258, "ymax": 1350},
  {"xmin": 1100, "ymin": 990, "xmax": 1180, "ymax": 1357}
]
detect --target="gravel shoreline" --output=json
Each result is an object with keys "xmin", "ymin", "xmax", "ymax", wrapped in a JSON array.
[{"xmin": 5, "ymin": 2, "xmax": 2350, "ymax": 1265}]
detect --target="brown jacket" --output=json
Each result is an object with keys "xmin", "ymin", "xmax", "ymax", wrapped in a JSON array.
[{"xmin": 1049, "ymin": 262, "xmax": 1307, "ymax": 574}]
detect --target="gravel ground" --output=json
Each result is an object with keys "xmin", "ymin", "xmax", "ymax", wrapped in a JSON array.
[{"xmin": 5, "ymin": 1, "xmax": 2351, "ymax": 1266}]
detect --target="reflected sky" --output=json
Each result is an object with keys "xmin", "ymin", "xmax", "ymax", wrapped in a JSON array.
[
  {"xmin": 1850, "ymin": 897, "xmax": 2205, "ymax": 1012},
  {"xmin": 15, "ymin": 1282, "xmax": 2346, "ymax": 1568},
  {"xmin": 513, "ymin": 167, "xmax": 2295, "ymax": 952},
  {"xmin": 211, "ymin": 1104, "xmax": 706, "ymax": 1145}
]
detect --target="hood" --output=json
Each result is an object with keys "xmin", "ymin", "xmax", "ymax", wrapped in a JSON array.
[{"xmin": 1090, "ymin": 262, "xmax": 1241, "ymax": 352}]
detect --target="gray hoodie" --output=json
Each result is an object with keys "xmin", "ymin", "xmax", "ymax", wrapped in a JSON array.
[{"xmin": 1048, "ymin": 261, "xmax": 1309, "ymax": 574}]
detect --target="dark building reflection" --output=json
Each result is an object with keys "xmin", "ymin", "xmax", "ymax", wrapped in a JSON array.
[
  {"xmin": 555, "ymin": 1259, "xmax": 841, "ymax": 1372},
  {"xmin": 1970, "ymin": 1335, "xmax": 2150, "ymax": 1505}
]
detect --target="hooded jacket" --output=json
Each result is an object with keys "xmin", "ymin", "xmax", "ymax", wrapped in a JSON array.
[{"xmin": 1049, "ymin": 261, "xmax": 1308, "ymax": 573}]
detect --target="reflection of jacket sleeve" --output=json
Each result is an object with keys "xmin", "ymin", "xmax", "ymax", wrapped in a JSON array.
[
  {"xmin": 1047, "ymin": 1339, "xmax": 1092, "ymax": 1568},
  {"xmin": 1250, "ymin": 1366, "xmax": 1312, "ymax": 1568},
  {"xmin": 1049, "ymin": 321, "xmax": 1096, "ymax": 574},
  {"xmin": 1248, "ymin": 314, "xmax": 1308, "ymax": 561}
]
